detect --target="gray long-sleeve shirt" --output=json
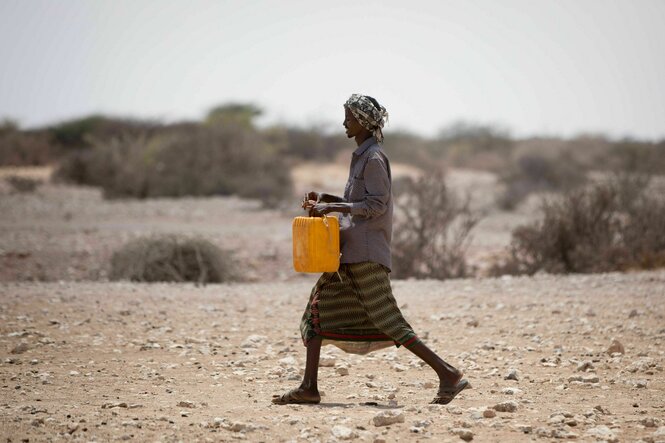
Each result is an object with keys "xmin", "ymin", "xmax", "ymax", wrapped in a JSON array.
[{"xmin": 338, "ymin": 136, "xmax": 393, "ymax": 271}]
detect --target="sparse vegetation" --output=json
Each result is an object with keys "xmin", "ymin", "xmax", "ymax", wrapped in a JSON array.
[
  {"xmin": 492, "ymin": 175, "xmax": 665, "ymax": 275},
  {"xmin": 55, "ymin": 122, "xmax": 293, "ymax": 207},
  {"xmin": 497, "ymin": 153, "xmax": 587, "ymax": 210},
  {"xmin": 109, "ymin": 235, "xmax": 238, "ymax": 284},
  {"xmin": 391, "ymin": 173, "xmax": 480, "ymax": 279}
]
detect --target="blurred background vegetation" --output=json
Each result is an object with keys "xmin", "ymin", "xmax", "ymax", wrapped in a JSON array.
[{"xmin": 1, "ymin": 103, "xmax": 664, "ymax": 281}]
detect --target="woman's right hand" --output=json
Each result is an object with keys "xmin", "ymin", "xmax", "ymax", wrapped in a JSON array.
[{"xmin": 301, "ymin": 191, "xmax": 320, "ymax": 211}]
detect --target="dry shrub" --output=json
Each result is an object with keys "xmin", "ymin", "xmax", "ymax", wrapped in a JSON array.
[
  {"xmin": 5, "ymin": 175, "xmax": 43, "ymax": 193},
  {"xmin": 497, "ymin": 153, "xmax": 587, "ymax": 210},
  {"xmin": 493, "ymin": 175, "xmax": 665, "ymax": 275},
  {"xmin": 110, "ymin": 235, "xmax": 238, "ymax": 284},
  {"xmin": 54, "ymin": 124, "xmax": 292, "ymax": 207},
  {"xmin": 0, "ymin": 123, "xmax": 57, "ymax": 166},
  {"xmin": 391, "ymin": 173, "xmax": 480, "ymax": 279}
]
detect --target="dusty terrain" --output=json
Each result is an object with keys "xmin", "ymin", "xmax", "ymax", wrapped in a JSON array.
[
  {"xmin": 1, "ymin": 274, "xmax": 664, "ymax": 442},
  {"xmin": 1, "ymin": 167, "xmax": 664, "ymax": 442}
]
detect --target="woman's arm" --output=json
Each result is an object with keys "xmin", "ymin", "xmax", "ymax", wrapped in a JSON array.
[{"xmin": 318, "ymin": 193, "xmax": 345, "ymax": 203}]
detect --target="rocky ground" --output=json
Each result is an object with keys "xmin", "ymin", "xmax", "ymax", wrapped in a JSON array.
[
  {"xmin": 1, "ymin": 272, "xmax": 664, "ymax": 442},
  {"xmin": 1, "ymin": 168, "xmax": 664, "ymax": 441}
]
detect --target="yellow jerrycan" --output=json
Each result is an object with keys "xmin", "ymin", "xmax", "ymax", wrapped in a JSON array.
[{"xmin": 292, "ymin": 215, "xmax": 340, "ymax": 273}]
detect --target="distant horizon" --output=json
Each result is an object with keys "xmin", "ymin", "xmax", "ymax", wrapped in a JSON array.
[
  {"xmin": 5, "ymin": 104, "xmax": 664, "ymax": 143},
  {"xmin": 2, "ymin": 1, "xmax": 664, "ymax": 141}
]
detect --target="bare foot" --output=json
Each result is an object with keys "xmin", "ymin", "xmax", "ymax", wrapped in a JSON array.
[{"xmin": 271, "ymin": 387, "xmax": 321, "ymax": 405}]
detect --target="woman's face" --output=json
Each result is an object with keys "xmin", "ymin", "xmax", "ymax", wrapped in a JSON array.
[{"xmin": 343, "ymin": 107, "xmax": 364, "ymax": 139}]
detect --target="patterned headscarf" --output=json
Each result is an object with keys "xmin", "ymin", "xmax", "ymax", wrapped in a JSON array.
[{"xmin": 344, "ymin": 94, "xmax": 389, "ymax": 143}]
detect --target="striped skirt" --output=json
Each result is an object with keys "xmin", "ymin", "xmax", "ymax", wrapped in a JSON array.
[{"xmin": 300, "ymin": 262, "xmax": 421, "ymax": 355}]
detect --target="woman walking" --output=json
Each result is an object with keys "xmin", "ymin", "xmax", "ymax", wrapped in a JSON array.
[{"xmin": 272, "ymin": 94, "xmax": 468, "ymax": 405}]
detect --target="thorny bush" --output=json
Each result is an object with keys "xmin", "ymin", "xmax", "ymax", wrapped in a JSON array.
[{"xmin": 391, "ymin": 173, "xmax": 480, "ymax": 279}]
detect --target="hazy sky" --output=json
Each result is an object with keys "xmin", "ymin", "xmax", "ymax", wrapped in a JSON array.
[{"xmin": 1, "ymin": 0, "xmax": 664, "ymax": 139}]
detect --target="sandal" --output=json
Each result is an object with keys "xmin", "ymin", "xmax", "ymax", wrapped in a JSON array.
[
  {"xmin": 430, "ymin": 379, "xmax": 469, "ymax": 405},
  {"xmin": 271, "ymin": 388, "xmax": 321, "ymax": 405}
]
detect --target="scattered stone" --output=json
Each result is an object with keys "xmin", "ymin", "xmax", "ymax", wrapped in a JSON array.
[
  {"xmin": 628, "ymin": 309, "xmax": 638, "ymax": 318},
  {"xmin": 514, "ymin": 424, "xmax": 532, "ymax": 434},
  {"xmin": 577, "ymin": 361, "xmax": 594, "ymax": 372},
  {"xmin": 548, "ymin": 414, "xmax": 565, "ymax": 425},
  {"xmin": 640, "ymin": 417, "xmax": 662, "ymax": 428},
  {"xmin": 501, "ymin": 387, "xmax": 522, "ymax": 395},
  {"xmin": 483, "ymin": 409, "xmax": 496, "ymax": 418},
  {"xmin": 336, "ymin": 365, "xmax": 349, "ymax": 376},
  {"xmin": 451, "ymin": 427, "xmax": 474, "ymax": 441},
  {"xmin": 552, "ymin": 429, "xmax": 579, "ymax": 439},
  {"xmin": 606, "ymin": 339, "xmax": 624, "ymax": 355},
  {"xmin": 177, "ymin": 400, "xmax": 195, "ymax": 408},
  {"xmin": 466, "ymin": 319, "xmax": 479, "ymax": 327},
  {"xmin": 241, "ymin": 335, "xmax": 267, "ymax": 349},
  {"xmin": 504, "ymin": 368, "xmax": 519, "ymax": 381},
  {"xmin": 493, "ymin": 401, "xmax": 518, "ymax": 413},
  {"xmin": 654, "ymin": 426, "xmax": 665, "ymax": 437},
  {"xmin": 586, "ymin": 425, "xmax": 618, "ymax": 441},
  {"xmin": 319, "ymin": 354, "xmax": 336, "ymax": 367},
  {"xmin": 11, "ymin": 343, "xmax": 29, "ymax": 354},
  {"xmin": 278, "ymin": 356, "xmax": 298, "ymax": 367},
  {"xmin": 101, "ymin": 402, "xmax": 128, "ymax": 409},
  {"xmin": 392, "ymin": 363, "xmax": 408, "ymax": 372},
  {"xmin": 331, "ymin": 425, "xmax": 357, "ymax": 440},
  {"xmin": 582, "ymin": 375, "xmax": 600, "ymax": 383},
  {"xmin": 372, "ymin": 410, "xmax": 405, "ymax": 427}
]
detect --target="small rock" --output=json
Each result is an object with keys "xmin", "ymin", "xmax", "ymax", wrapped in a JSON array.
[
  {"xmin": 241, "ymin": 335, "xmax": 267, "ymax": 349},
  {"xmin": 606, "ymin": 339, "xmax": 624, "ymax": 355},
  {"xmin": 586, "ymin": 425, "xmax": 618, "ymax": 442},
  {"xmin": 372, "ymin": 410, "xmax": 405, "ymax": 427},
  {"xmin": 177, "ymin": 400, "xmax": 195, "ymax": 408},
  {"xmin": 331, "ymin": 425, "xmax": 357, "ymax": 440},
  {"xmin": 654, "ymin": 426, "xmax": 665, "ymax": 436},
  {"xmin": 319, "ymin": 355, "xmax": 336, "ymax": 367},
  {"xmin": 11, "ymin": 343, "xmax": 29, "ymax": 354},
  {"xmin": 483, "ymin": 409, "xmax": 496, "ymax": 418},
  {"xmin": 577, "ymin": 361, "xmax": 594, "ymax": 372},
  {"xmin": 451, "ymin": 427, "xmax": 474, "ymax": 441},
  {"xmin": 336, "ymin": 365, "xmax": 349, "ymax": 376},
  {"xmin": 392, "ymin": 363, "xmax": 408, "ymax": 372},
  {"xmin": 582, "ymin": 375, "xmax": 600, "ymax": 383},
  {"xmin": 504, "ymin": 368, "xmax": 519, "ymax": 381},
  {"xmin": 628, "ymin": 309, "xmax": 638, "ymax": 318},
  {"xmin": 640, "ymin": 417, "xmax": 662, "ymax": 428},
  {"xmin": 501, "ymin": 387, "xmax": 522, "ymax": 395},
  {"xmin": 515, "ymin": 424, "xmax": 532, "ymax": 434},
  {"xmin": 101, "ymin": 402, "xmax": 128, "ymax": 409},
  {"xmin": 493, "ymin": 401, "xmax": 518, "ymax": 413},
  {"xmin": 466, "ymin": 319, "xmax": 479, "ymax": 327},
  {"xmin": 278, "ymin": 356, "xmax": 298, "ymax": 367}
]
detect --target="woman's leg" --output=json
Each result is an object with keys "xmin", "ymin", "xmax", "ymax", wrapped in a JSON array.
[
  {"xmin": 272, "ymin": 335, "xmax": 322, "ymax": 404},
  {"xmin": 300, "ymin": 335, "xmax": 322, "ymax": 394},
  {"xmin": 406, "ymin": 340, "xmax": 462, "ymax": 386}
]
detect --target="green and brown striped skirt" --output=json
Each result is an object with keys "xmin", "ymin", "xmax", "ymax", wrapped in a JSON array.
[{"xmin": 300, "ymin": 262, "xmax": 421, "ymax": 355}]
